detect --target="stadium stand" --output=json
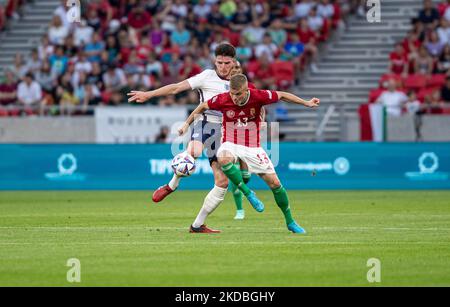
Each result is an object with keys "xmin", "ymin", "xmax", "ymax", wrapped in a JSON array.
[
  {"xmin": 359, "ymin": 0, "xmax": 450, "ymax": 141},
  {"xmin": 1, "ymin": 0, "xmax": 448, "ymax": 143},
  {"xmin": 0, "ymin": 0, "xmax": 347, "ymax": 119}
]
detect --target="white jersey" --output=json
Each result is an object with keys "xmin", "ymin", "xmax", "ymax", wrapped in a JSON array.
[{"xmin": 187, "ymin": 69, "xmax": 229, "ymax": 121}]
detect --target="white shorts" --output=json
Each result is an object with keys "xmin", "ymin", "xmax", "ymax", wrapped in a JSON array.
[{"xmin": 217, "ymin": 142, "xmax": 275, "ymax": 174}]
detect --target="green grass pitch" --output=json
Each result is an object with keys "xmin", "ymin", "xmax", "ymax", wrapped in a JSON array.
[{"xmin": 0, "ymin": 190, "xmax": 449, "ymax": 286}]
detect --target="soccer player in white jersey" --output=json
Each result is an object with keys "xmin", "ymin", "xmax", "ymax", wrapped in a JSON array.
[{"xmin": 127, "ymin": 43, "xmax": 236, "ymax": 233}]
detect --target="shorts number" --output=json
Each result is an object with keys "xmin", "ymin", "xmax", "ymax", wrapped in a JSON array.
[{"xmin": 257, "ymin": 153, "xmax": 269, "ymax": 165}]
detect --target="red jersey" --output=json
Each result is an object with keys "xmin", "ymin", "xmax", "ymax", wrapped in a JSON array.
[
  {"xmin": 390, "ymin": 51, "xmax": 407, "ymax": 74},
  {"xmin": 207, "ymin": 88, "xmax": 279, "ymax": 147}
]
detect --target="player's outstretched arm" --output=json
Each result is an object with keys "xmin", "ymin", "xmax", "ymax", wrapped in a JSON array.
[
  {"xmin": 178, "ymin": 102, "xmax": 210, "ymax": 136},
  {"xmin": 276, "ymin": 91, "xmax": 320, "ymax": 108},
  {"xmin": 127, "ymin": 80, "xmax": 192, "ymax": 103}
]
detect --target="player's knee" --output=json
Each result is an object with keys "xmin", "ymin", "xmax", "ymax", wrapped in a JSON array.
[
  {"xmin": 187, "ymin": 141, "xmax": 203, "ymax": 158},
  {"xmin": 217, "ymin": 155, "xmax": 233, "ymax": 166},
  {"xmin": 269, "ymin": 179, "xmax": 282, "ymax": 190},
  {"xmin": 215, "ymin": 176, "xmax": 228, "ymax": 189}
]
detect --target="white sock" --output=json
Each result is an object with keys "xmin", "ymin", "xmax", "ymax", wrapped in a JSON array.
[
  {"xmin": 168, "ymin": 174, "xmax": 181, "ymax": 190},
  {"xmin": 192, "ymin": 185, "xmax": 227, "ymax": 228}
]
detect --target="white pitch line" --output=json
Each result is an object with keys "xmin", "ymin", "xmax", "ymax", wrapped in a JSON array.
[
  {"xmin": 0, "ymin": 241, "xmax": 449, "ymax": 246},
  {"xmin": 0, "ymin": 226, "xmax": 449, "ymax": 231}
]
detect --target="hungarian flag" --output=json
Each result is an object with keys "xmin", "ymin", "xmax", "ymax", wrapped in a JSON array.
[{"xmin": 359, "ymin": 103, "xmax": 387, "ymax": 142}]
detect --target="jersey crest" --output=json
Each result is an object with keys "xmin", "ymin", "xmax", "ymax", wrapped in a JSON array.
[{"xmin": 226, "ymin": 110, "xmax": 235, "ymax": 118}]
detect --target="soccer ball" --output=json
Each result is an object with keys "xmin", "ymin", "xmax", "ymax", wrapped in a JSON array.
[{"xmin": 171, "ymin": 152, "xmax": 196, "ymax": 177}]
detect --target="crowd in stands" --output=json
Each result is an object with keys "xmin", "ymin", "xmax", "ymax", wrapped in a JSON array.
[
  {"xmin": 369, "ymin": 0, "xmax": 450, "ymax": 116},
  {"xmin": 0, "ymin": 0, "xmax": 29, "ymax": 31},
  {"xmin": 0, "ymin": 0, "xmax": 357, "ymax": 116}
]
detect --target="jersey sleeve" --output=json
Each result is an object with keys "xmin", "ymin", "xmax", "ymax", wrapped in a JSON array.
[
  {"xmin": 252, "ymin": 89, "xmax": 279, "ymax": 106},
  {"xmin": 207, "ymin": 94, "xmax": 222, "ymax": 111},
  {"xmin": 187, "ymin": 69, "xmax": 211, "ymax": 90}
]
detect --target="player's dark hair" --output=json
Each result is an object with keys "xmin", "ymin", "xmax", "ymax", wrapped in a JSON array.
[
  {"xmin": 215, "ymin": 43, "xmax": 236, "ymax": 58},
  {"xmin": 230, "ymin": 74, "xmax": 248, "ymax": 90}
]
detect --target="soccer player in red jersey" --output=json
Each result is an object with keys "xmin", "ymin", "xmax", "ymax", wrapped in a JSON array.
[{"xmin": 178, "ymin": 74, "xmax": 320, "ymax": 233}]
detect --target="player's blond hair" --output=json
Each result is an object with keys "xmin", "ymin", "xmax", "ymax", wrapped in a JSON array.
[{"xmin": 230, "ymin": 74, "xmax": 248, "ymax": 90}]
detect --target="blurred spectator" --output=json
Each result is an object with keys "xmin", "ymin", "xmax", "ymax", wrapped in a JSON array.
[
  {"xmin": 10, "ymin": 53, "xmax": 28, "ymax": 81},
  {"xmin": 208, "ymin": 3, "xmax": 228, "ymax": 30},
  {"xmin": 440, "ymin": 76, "xmax": 450, "ymax": 102},
  {"xmin": 38, "ymin": 36, "xmax": 55, "ymax": 61},
  {"xmin": 53, "ymin": 0, "xmax": 71, "ymax": 29},
  {"xmin": 376, "ymin": 79, "xmax": 408, "ymax": 117},
  {"xmin": 0, "ymin": 4, "xmax": 6, "ymax": 32},
  {"xmin": 230, "ymin": 1, "xmax": 252, "ymax": 31},
  {"xmin": 103, "ymin": 64, "xmax": 126, "ymax": 92},
  {"xmin": 255, "ymin": 33, "xmax": 278, "ymax": 62},
  {"xmin": 418, "ymin": 0, "xmax": 440, "ymax": 29},
  {"xmin": 389, "ymin": 43, "xmax": 408, "ymax": 76},
  {"xmin": 84, "ymin": 32, "xmax": 105, "ymax": 63},
  {"xmin": 193, "ymin": 20, "xmax": 211, "ymax": 46},
  {"xmin": 436, "ymin": 19, "xmax": 450, "ymax": 45},
  {"xmin": 17, "ymin": 73, "xmax": 43, "ymax": 114},
  {"xmin": 317, "ymin": 0, "xmax": 335, "ymax": 20},
  {"xmin": 26, "ymin": 49, "xmax": 42, "ymax": 75},
  {"xmin": 235, "ymin": 35, "xmax": 253, "ymax": 63},
  {"xmin": 268, "ymin": 19, "xmax": 287, "ymax": 48},
  {"xmin": 437, "ymin": 45, "xmax": 450, "ymax": 73},
  {"xmin": 253, "ymin": 54, "xmax": 276, "ymax": 89},
  {"xmin": 86, "ymin": 9, "xmax": 101, "ymax": 31},
  {"xmin": 405, "ymin": 91, "xmax": 421, "ymax": 115},
  {"xmin": 170, "ymin": 20, "xmax": 191, "ymax": 53},
  {"xmin": 425, "ymin": 31, "xmax": 445, "ymax": 58},
  {"xmin": 295, "ymin": 0, "xmax": 314, "ymax": 19},
  {"xmin": 219, "ymin": 0, "xmax": 237, "ymax": 20},
  {"xmin": 414, "ymin": 46, "xmax": 434, "ymax": 75},
  {"xmin": 49, "ymin": 46, "xmax": 69, "ymax": 76},
  {"xmin": 0, "ymin": 70, "xmax": 18, "ymax": 107},
  {"xmin": 243, "ymin": 19, "xmax": 266, "ymax": 45},
  {"xmin": 123, "ymin": 51, "xmax": 144, "ymax": 75},
  {"xmin": 127, "ymin": 5, "xmax": 152, "ymax": 35},
  {"xmin": 35, "ymin": 61, "xmax": 56, "ymax": 94},
  {"xmin": 178, "ymin": 55, "xmax": 202, "ymax": 81},
  {"xmin": 423, "ymin": 89, "xmax": 444, "ymax": 114},
  {"xmin": 171, "ymin": 0, "xmax": 188, "ymax": 18},
  {"xmin": 193, "ymin": 0, "xmax": 211, "ymax": 19},
  {"xmin": 73, "ymin": 20, "xmax": 94, "ymax": 47},
  {"xmin": 48, "ymin": 15, "xmax": 69, "ymax": 45},
  {"xmin": 146, "ymin": 53, "xmax": 163, "ymax": 78},
  {"xmin": 154, "ymin": 125, "xmax": 170, "ymax": 143},
  {"xmin": 307, "ymin": 6, "xmax": 324, "ymax": 33},
  {"xmin": 105, "ymin": 35, "xmax": 120, "ymax": 63},
  {"xmin": 74, "ymin": 51, "xmax": 93, "ymax": 75}
]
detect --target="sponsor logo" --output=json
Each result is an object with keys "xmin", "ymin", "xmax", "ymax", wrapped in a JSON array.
[
  {"xmin": 288, "ymin": 157, "xmax": 350, "ymax": 176},
  {"xmin": 45, "ymin": 153, "xmax": 86, "ymax": 181},
  {"xmin": 405, "ymin": 152, "xmax": 448, "ymax": 181},
  {"xmin": 149, "ymin": 159, "xmax": 213, "ymax": 175}
]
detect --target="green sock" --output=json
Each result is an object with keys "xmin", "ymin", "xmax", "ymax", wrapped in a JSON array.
[
  {"xmin": 221, "ymin": 162, "xmax": 251, "ymax": 196},
  {"xmin": 272, "ymin": 185, "xmax": 295, "ymax": 225},
  {"xmin": 231, "ymin": 183, "xmax": 243, "ymax": 210},
  {"xmin": 241, "ymin": 170, "xmax": 251, "ymax": 184}
]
